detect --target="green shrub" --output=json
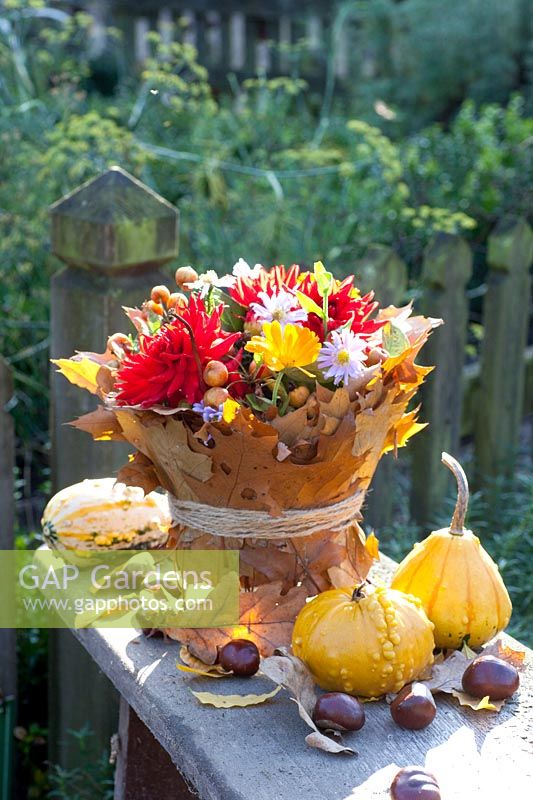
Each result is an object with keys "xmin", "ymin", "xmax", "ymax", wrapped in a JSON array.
[
  {"xmin": 346, "ymin": 0, "xmax": 533, "ymax": 130},
  {"xmin": 0, "ymin": 2, "xmax": 531, "ymax": 516}
]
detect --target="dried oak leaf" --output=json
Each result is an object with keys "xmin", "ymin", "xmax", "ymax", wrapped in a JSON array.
[
  {"xmin": 421, "ymin": 649, "xmax": 470, "ymax": 694},
  {"xmin": 289, "ymin": 531, "xmax": 349, "ymax": 594},
  {"xmin": 116, "ymin": 452, "xmax": 160, "ymax": 495},
  {"xmin": 450, "ymin": 692, "xmax": 504, "ymax": 712},
  {"xmin": 114, "ymin": 411, "xmax": 211, "ymax": 499},
  {"xmin": 481, "ymin": 639, "xmax": 527, "ymax": 671},
  {"xmin": 69, "ymin": 406, "xmax": 125, "ymax": 442},
  {"xmin": 420, "ymin": 637, "xmax": 523, "ymax": 713},
  {"xmin": 166, "ymin": 581, "xmax": 308, "ymax": 663},
  {"xmin": 239, "ymin": 543, "xmax": 298, "ymax": 592},
  {"xmin": 177, "ymin": 646, "xmax": 231, "ymax": 678}
]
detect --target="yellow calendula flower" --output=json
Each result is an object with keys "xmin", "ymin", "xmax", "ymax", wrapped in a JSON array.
[{"xmin": 245, "ymin": 321, "xmax": 321, "ymax": 371}]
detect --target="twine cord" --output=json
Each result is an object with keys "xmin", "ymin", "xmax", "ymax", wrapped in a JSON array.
[{"xmin": 168, "ymin": 491, "xmax": 365, "ymax": 541}]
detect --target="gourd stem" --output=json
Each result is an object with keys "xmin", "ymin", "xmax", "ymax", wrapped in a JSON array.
[
  {"xmin": 441, "ymin": 452, "xmax": 469, "ymax": 535},
  {"xmin": 352, "ymin": 583, "xmax": 366, "ymax": 602}
]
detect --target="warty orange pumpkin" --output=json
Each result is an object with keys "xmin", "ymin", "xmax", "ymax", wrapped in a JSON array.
[{"xmin": 292, "ymin": 583, "xmax": 435, "ymax": 697}]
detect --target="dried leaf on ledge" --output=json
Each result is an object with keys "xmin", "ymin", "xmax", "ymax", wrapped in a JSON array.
[
  {"xmin": 419, "ymin": 636, "xmax": 525, "ymax": 713},
  {"xmin": 261, "ymin": 651, "xmax": 356, "ymax": 755},
  {"xmin": 191, "ymin": 686, "xmax": 281, "ymax": 708},
  {"xmin": 450, "ymin": 691, "xmax": 504, "ymax": 712}
]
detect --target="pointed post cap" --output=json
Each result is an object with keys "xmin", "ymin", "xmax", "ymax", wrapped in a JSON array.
[{"xmin": 50, "ymin": 166, "xmax": 179, "ymax": 272}]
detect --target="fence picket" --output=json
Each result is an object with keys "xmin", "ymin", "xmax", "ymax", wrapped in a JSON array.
[
  {"xmin": 356, "ymin": 245, "xmax": 408, "ymax": 532},
  {"xmin": 475, "ymin": 217, "xmax": 533, "ymax": 486},
  {"xmin": 410, "ymin": 234, "xmax": 472, "ymax": 528},
  {"xmin": 48, "ymin": 167, "xmax": 179, "ymax": 770}
]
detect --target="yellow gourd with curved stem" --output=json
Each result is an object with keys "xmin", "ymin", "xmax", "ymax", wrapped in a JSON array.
[
  {"xmin": 292, "ymin": 584, "xmax": 435, "ymax": 697},
  {"xmin": 391, "ymin": 453, "xmax": 512, "ymax": 649}
]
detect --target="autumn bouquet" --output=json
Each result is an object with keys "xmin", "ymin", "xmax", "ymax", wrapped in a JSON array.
[{"xmin": 55, "ymin": 259, "xmax": 440, "ymax": 659}]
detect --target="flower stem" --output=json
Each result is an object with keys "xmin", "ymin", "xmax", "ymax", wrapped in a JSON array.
[
  {"xmin": 172, "ymin": 312, "xmax": 204, "ymax": 384},
  {"xmin": 270, "ymin": 370, "xmax": 285, "ymax": 408}
]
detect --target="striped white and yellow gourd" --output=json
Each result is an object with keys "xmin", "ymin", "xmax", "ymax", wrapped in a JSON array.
[{"xmin": 41, "ymin": 478, "xmax": 170, "ymax": 551}]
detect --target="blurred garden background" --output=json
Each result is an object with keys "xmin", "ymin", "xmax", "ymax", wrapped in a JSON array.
[{"xmin": 0, "ymin": 0, "xmax": 532, "ymax": 797}]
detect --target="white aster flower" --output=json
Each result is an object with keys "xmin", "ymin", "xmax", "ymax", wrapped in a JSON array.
[
  {"xmin": 317, "ymin": 328, "xmax": 367, "ymax": 386},
  {"xmin": 250, "ymin": 289, "xmax": 308, "ymax": 329},
  {"xmin": 187, "ymin": 270, "xmax": 235, "ymax": 297},
  {"xmin": 232, "ymin": 258, "xmax": 264, "ymax": 279}
]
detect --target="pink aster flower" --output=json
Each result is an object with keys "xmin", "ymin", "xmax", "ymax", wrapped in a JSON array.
[
  {"xmin": 317, "ymin": 328, "xmax": 367, "ymax": 386},
  {"xmin": 250, "ymin": 288, "xmax": 307, "ymax": 329}
]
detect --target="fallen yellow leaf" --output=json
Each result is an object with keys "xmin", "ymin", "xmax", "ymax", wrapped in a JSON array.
[
  {"xmin": 177, "ymin": 664, "xmax": 230, "ymax": 679},
  {"xmin": 451, "ymin": 690, "xmax": 504, "ymax": 712},
  {"xmin": 52, "ymin": 358, "xmax": 101, "ymax": 394},
  {"xmin": 191, "ymin": 685, "xmax": 281, "ymax": 708}
]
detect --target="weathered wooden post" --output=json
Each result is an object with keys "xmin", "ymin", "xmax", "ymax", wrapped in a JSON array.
[
  {"xmin": 474, "ymin": 217, "xmax": 533, "ymax": 485},
  {"xmin": 49, "ymin": 166, "xmax": 179, "ymax": 769},
  {"xmin": 410, "ymin": 234, "xmax": 472, "ymax": 528},
  {"xmin": 0, "ymin": 356, "xmax": 16, "ymax": 800},
  {"xmin": 356, "ymin": 245, "xmax": 408, "ymax": 531}
]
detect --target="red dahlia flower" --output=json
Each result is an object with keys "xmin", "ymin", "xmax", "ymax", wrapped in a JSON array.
[
  {"xmin": 229, "ymin": 264, "xmax": 301, "ymax": 308},
  {"xmin": 114, "ymin": 297, "xmax": 240, "ymax": 408},
  {"xmin": 297, "ymin": 274, "xmax": 384, "ymax": 341}
]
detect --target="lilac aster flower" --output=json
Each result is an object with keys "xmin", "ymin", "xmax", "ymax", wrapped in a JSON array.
[
  {"xmin": 317, "ymin": 328, "xmax": 367, "ymax": 386},
  {"xmin": 250, "ymin": 289, "xmax": 308, "ymax": 329},
  {"xmin": 192, "ymin": 401, "xmax": 224, "ymax": 422}
]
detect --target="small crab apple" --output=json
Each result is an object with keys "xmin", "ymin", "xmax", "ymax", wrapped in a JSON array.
[
  {"xmin": 175, "ymin": 266, "xmax": 199, "ymax": 290},
  {"xmin": 167, "ymin": 292, "xmax": 188, "ymax": 310},
  {"xmin": 147, "ymin": 300, "xmax": 164, "ymax": 316},
  {"xmin": 289, "ymin": 385, "xmax": 310, "ymax": 408},
  {"xmin": 150, "ymin": 285, "xmax": 171, "ymax": 305},
  {"xmin": 203, "ymin": 386, "xmax": 229, "ymax": 408},
  {"xmin": 203, "ymin": 360, "xmax": 229, "ymax": 387}
]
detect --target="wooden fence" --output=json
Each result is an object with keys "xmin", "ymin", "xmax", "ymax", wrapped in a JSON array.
[
  {"xmin": 81, "ymin": 0, "xmax": 350, "ymax": 83},
  {"xmin": 1, "ymin": 166, "xmax": 532, "ymax": 769}
]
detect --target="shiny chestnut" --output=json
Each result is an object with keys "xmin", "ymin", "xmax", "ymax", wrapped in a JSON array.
[
  {"xmin": 218, "ymin": 639, "xmax": 260, "ymax": 677},
  {"xmin": 390, "ymin": 682, "xmax": 436, "ymax": 730},
  {"xmin": 390, "ymin": 766, "xmax": 441, "ymax": 800},
  {"xmin": 462, "ymin": 655, "xmax": 519, "ymax": 700},
  {"xmin": 312, "ymin": 692, "xmax": 365, "ymax": 732}
]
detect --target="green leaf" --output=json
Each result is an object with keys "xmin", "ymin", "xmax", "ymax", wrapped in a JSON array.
[
  {"xmin": 383, "ymin": 321, "xmax": 409, "ymax": 356},
  {"xmin": 313, "ymin": 260, "xmax": 333, "ymax": 298},
  {"xmin": 217, "ymin": 290, "xmax": 246, "ymax": 333},
  {"xmin": 245, "ymin": 393, "xmax": 272, "ymax": 412},
  {"xmin": 295, "ymin": 290, "xmax": 324, "ymax": 319}
]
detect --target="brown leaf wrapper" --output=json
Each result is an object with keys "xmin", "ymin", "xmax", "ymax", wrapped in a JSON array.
[{"xmin": 60, "ymin": 312, "xmax": 439, "ymax": 656}]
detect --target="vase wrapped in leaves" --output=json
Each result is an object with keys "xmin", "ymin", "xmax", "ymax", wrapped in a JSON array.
[{"xmin": 54, "ymin": 259, "xmax": 440, "ymax": 661}]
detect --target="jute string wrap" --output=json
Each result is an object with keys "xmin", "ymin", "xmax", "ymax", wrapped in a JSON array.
[{"xmin": 168, "ymin": 490, "xmax": 365, "ymax": 541}]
